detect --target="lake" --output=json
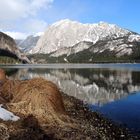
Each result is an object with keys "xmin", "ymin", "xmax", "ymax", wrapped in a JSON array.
[{"xmin": 1, "ymin": 63, "xmax": 140, "ymax": 134}]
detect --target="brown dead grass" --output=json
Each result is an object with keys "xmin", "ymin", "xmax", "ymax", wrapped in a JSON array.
[
  {"xmin": 0, "ymin": 69, "xmax": 7, "ymax": 104},
  {"xmin": 0, "ymin": 69, "xmax": 6, "ymax": 82},
  {"xmin": 0, "ymin": 75, "xmax": 138, "ymax": 139},
  {"xmin": 1, "ymin": 78, "xmax": 68, "ymax": 124},
  {"xmin": 0, "ymin": 123, "xmax": 9, "ymax": 140}
]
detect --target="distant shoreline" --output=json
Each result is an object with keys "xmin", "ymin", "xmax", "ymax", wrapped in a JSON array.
[{"xmin": 0, "ymin": 63, "xmax": 140, "ymax": 70}]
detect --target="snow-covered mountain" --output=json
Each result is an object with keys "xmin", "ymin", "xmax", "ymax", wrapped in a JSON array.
[
  {"xmin": 16, "ymin": 35, "xmax": 40, "ymax": 53},
  {"xmin": 32, "ymin": 19, "xmax": 139, "ymax": 53},
  {"xmin": 30, "ymin": 19, "xmax": 140, "ymax": 63}
]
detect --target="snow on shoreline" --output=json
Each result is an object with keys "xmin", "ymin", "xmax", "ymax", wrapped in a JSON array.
[{"xmin": 0, "ymin": 105, "xmax": 20, "ymax": 121}]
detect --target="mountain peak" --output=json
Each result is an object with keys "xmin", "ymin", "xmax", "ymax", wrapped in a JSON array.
[
  {"xmin": 52, "ymin": 19, "xmax": 116, "ymax": 28},
  {"xmin": 51, "ymin": 19, "xmax": 80, "ymax": 27},
  {"xmin": 31, "ymin": 19, "xmax": 132, "ymax": 54}
]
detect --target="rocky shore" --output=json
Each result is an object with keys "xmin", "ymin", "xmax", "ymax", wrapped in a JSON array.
[
  {"xmin": 0, "ymin": 92, "xmax": 139, "ymax": 140},
  {"xmin": 0, "ymin": 69, "xmax": 139, "ymax": 140}
]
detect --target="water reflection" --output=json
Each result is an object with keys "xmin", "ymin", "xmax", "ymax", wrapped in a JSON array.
[{"xmin": 7, "ymin": 68, "xmax": 140, "ymax": 106}]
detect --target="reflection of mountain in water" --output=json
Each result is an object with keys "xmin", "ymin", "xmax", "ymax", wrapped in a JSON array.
[{"xmin": 9, "ymin": 68, "xmax": 140, "ymax": 106}]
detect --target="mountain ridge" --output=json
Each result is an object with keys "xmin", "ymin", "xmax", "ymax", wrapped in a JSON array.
[
  {"xmin": 29, "ymin": 19, "xmax": 140, "ymax": 63},
  {"xmin": 31, "ymin": 19, "xmax": 133, "ymax": 54},
  {"xmin": 16, "ymin": 35, "xmax": 40, "ymax": 53},
  {"xmin": 0, "ymin": 32, "xmax": 30, "ymax": 63}
]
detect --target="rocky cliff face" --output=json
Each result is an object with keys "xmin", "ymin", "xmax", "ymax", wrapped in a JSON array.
[
  {"xmin": 16, "ymin": 35, "xmax": 40, "ymax": 53},
  {"xmin": 30, "ymin": 19, "xmax": 140, "ymax": 63},
  {"xmin": 0, "ymin": 32, "xmax": 30, "ymax": 63}
]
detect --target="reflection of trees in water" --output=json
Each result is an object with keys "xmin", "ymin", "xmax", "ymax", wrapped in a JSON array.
[
  {"xmin": 7, "ymin": 69, "xmax": 29, "ymax": 80},
  {"xmin": 3, "ymin": 68, "xmax": 18, "ymax": 77},
  {"xmin": 9, "ymin": 68, "xmax": 140, "ymax": 106},
  {"xmin": 132, "ymin": 71, "xmax": 140, "ymax": 85}
]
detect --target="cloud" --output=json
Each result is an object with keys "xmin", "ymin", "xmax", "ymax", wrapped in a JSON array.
[
  {"xmin": 0, "ymin": 18, "xmax": 48, "ymax": 36},
  {"xmin": 4, "ymin": 31, "xmax": 28, "ymax": 39},
  {"xmin": 29, "ymin": 0, "xmax": 53, "ymax": 14},
  {"xmin": 0, "ymin": 0, "xmax": 53, "ymax": 35},
  {"xmin": 0, "ymin": 21, "xmax": 15, "ymax": 30},
  {"xmin": 0, "ymin": 0, "xmax": 53, "ymax": 20},
  {"xmin": 0, "ymin": 0, "xmax": 27, "ymax": 20},
  {"xmin": 4, "ymin": 30, "xmax": 44, "ymax": 39},
  {"xmin": 35, "ymin": 32, "xmax": 44, "ymax": 36},
  {"xmin": 24, "ymin": 19, "xmax": 48, "ymax": 33},
  {"xmin": 2, "ymin": 18, "xmax": 47, "ymax": 39}
]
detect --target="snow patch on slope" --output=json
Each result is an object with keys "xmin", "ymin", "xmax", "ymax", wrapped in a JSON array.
[
  {"xmin": 128, "ymin": 34, "xmax": 140, "ymax": 42},
  {"xmin": 0, "ymin": 105, "xmax": 20, "ymax": 121}
]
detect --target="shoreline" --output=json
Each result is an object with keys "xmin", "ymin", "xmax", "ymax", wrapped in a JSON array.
[
  {"xmin": 0, "ymin": 69, "xmax": 140, "ymax": 139},
  {"xmin": 1, "ymin": 92, "xmax": 139, "ymax": 140},
  {"xmin": 61, "ymin": 93, "xmax": 140, "ymax": 140},
  {"xmin": 0, "ymin": 63, "xmax": 140, "ymax": 69}
]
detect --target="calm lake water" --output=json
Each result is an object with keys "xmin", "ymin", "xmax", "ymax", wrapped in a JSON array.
[{"xmin": 1, "ymin": 63, "xmax": 140, "ymax": 133}]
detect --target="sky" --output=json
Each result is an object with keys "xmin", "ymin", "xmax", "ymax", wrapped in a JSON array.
[{"xmin": 0, "ymin": 0, "xmax": 140, "ymax": 39}]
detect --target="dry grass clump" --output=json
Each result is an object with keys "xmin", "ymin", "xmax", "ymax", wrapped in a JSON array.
[
  {"xmin": 0, "ymin": 69, "xmax": 6, "ymax": 82},
  {"xmin": 1, "ymin": 78, "xmax": 68, "ymax": 124},
  {"xmin": 0, "ymin": 123, "xmax": 9, "ymax": 140},
  {"xmin": 0, "ymin": 69, "xmax": 8, "ymax": 104},
  {"xmin": 0, "ymin": 79, "xmax": 20, "ymax": 103}
]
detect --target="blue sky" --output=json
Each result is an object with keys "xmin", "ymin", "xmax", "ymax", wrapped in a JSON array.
[{"xmin": 0, "ymin": 0, "xmax": 140, "ymax": 39}]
